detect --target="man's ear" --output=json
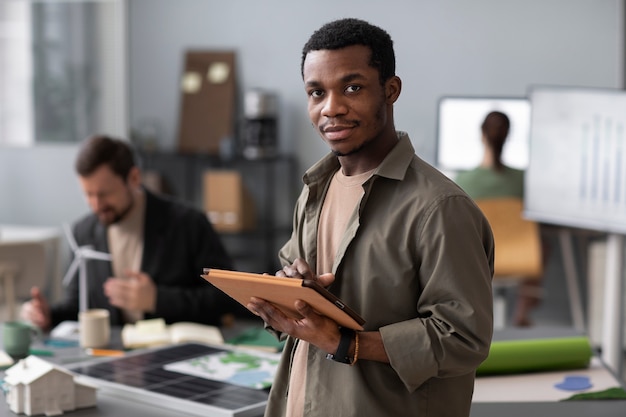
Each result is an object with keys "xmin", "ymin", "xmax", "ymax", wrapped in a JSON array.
[
  {"xmin": 385, "ymin": 76, "xmax": 402, "ymax": 104},
  {"xmin": 127, "ymin": 166, "xmax": 142, "ymax": 188}
]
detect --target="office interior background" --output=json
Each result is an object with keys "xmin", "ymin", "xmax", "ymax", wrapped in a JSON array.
[
  {"xmin": 0, "ymin": 0, "xmax": 625, "ymax": 350},
  {"xmin": 0, "ymin": 0, "xmax": 623, "ymax": 226}
]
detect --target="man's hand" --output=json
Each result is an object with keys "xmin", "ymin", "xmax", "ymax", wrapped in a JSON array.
[
  {"xmin": 20, "ymin": 286, "xmax": 51, "ymax": 331},
  {"xmin": 251, "ymin": 258, "xmax": 388, "ymax": 363},
  {"xmin": 277, "ymin": 257, "xmax": 335, "ymax": 287},
  {"xmin": 103, "ymin": 270, "xmax": 157, "ymax": 312},
  {"xmin": 248, "ymin": 297, "xmax": 343, "ymax": 354},
  {"xmin": 248, "ymin": 258, "xmax": 341, "ymax": 353}
]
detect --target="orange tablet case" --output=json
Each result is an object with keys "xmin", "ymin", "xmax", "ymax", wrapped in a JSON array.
[{"xmin": 202, "ymin": 268, "xmax": 365, "ymax": 331}]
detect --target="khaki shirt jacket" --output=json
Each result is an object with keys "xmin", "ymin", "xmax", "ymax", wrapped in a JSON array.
[{"xmin": 265, "ymin": 132, "xmax": 494, "ymax": 417}]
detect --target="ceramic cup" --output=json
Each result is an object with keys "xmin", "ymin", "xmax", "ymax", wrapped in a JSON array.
[
  {"xmin": 79, "ymin": 309, "xmax": 111, "ymax": 348},
  {"xmin": 3, "ymin": 321, "xmax": 38, "ymax": 358}
]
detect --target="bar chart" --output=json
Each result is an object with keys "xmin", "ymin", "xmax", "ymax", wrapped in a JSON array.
[{"xmin": 526, "ymin": 86, "xmax": 626, "ymax": 234}]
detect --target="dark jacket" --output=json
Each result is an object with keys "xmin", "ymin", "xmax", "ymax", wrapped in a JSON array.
[{"xmin": 52, "ymin": 189, "xmax": 249, "ymax": 326}]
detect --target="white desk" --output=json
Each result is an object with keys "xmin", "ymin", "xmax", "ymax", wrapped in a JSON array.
[
  {"xmin": 0, "ymin": 225, "xmax": 60, "ymax": 243},
  {"xmin": 474, "ymin": 357, "xmax": 623, "ymax": 402},
  {"xmin": 472, "ymin": 356, "xmax": 626, "ymax": 417},
  {"xmin": 471, "ymin": 327, "xmax": 626, "ymax": 416}
]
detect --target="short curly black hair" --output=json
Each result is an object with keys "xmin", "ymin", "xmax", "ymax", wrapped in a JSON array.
[{"xmin": 301, "ymin": 18, "xmax": 396, "ymax": 86}]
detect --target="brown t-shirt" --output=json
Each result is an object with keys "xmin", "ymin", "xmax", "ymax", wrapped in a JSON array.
[{"xmin": 285, "ymin": 168, "xmax": 374, "ymax": 417}]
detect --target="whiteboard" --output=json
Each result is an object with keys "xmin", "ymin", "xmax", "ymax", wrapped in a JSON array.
[
  {"xmin": 525, "ymin": 86, "xmax": 626, "ymax": 233},
  {"xmin": 436, "ymin": 96, "xmax": 531, "ymax": 172}
]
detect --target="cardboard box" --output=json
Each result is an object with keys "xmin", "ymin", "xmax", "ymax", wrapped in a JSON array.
[{"xmin": 203, "ymin": 170, "xmax": 256, "ymax": 232}]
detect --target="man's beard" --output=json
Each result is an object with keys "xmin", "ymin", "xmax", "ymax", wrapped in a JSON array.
[
  {"xmin": 329, "ymin": 102, "xmax": 386, "ymax": 158},
  {"xmin": 332, "ymin": 133, "xmax": 373, "ymax": 157},
  {"xmin": 98, "ymin": 193, "xmax": 134, "ymax": 226}
]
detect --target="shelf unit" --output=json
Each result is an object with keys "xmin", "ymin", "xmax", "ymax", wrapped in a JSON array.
[{"xmin": 137, "ymin": 150, "xmax": 299, "ymax": 273}]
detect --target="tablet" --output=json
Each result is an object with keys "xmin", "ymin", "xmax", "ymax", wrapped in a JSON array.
[{"xmin": 202, "ymin": 268, "xmax": 365, "ymax": 330}]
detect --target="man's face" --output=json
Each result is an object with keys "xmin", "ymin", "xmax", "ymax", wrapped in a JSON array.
[
  {"xmin": 303, "ymin": 44, "xmax": 389, "ymax": 157},
  {"xmin": 78, "ymin": 165, "xmax": 135, "ymax": 225}
]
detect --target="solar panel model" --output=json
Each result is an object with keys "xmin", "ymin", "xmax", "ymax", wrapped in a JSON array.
[{"xmin": 68, "ymin": 343, "xmax": 270, "ymax": 417}]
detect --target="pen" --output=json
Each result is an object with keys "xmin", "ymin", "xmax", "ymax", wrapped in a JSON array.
[{"xmin": 85, "ymin": 348, "xmax": 125, "ymax": 357}]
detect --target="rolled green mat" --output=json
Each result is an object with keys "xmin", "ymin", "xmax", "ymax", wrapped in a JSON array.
[{"xmin": 476, "ymin": 336, "xmax": 593, "ymax": 376}]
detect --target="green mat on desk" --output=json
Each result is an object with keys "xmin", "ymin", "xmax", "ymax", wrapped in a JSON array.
[
  {"xmin": 564, "ymin": 387, "xmax": 626, "ymax": 400},
  {"xmin": 227, "ymin": 327, "xmax": 285, "ymax": 352},
  {"xmin": 476, "ymin": 336, "xmax": 593, "ymax": 376}
]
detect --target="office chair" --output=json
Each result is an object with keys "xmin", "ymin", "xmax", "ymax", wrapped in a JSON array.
[{"xmin": 474, "ymin": 197, "xmax": 543, "ymax": 329}]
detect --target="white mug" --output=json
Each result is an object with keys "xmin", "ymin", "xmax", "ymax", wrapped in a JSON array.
[{"xmin": 79, "ymin": 309, "xmax": 111, "ymax": 348}]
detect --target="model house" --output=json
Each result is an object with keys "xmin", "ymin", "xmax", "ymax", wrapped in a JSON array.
[{"xmin": 3, "ymin": 355, "xmax": 96, "ymax": 416}]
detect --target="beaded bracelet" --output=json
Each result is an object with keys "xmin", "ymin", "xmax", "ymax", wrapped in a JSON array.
[{"xmin": 349, "ymin": 332, "xmax": 360, "ymax": 366}]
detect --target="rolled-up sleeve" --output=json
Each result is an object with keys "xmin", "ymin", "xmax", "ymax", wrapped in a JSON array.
[{"xmin": 381, "ymin": 195, "xmax": 494, "ymax": 391}]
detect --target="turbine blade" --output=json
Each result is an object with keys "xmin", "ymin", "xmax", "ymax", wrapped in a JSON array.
[
  {"xmin": 62, "ymin": 259, "xmax": 80, "ymax": 286},
  {"xmin": 81, "ymin": 249, "xmax": 112, "ymax": 261},
  {"xmin": 62, "ymin": 223, "xmax": 78, "ymax": 252}
]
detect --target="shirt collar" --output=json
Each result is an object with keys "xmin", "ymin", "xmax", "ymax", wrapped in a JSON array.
[{"xmin": 303, "ymin": 131, "xmax": 415, "ymax": 186}]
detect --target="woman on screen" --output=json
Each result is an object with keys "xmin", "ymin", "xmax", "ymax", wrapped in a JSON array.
[
  {"xmin": 455, "ymin": 111, "xmax": 542, "ymax": 327},
  {"xmin": 454, "ymin": 111, "xmax": 524, "ymax": 198}
]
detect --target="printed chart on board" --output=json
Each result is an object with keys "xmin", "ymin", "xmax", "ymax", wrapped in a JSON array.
[{"xmin": 525, "ymin": 86, "xmax": 626, "ymax": 234}]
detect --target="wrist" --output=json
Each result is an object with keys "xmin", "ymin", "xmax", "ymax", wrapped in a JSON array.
[{"xmin": 326, "ymin": 327, "xmax": 355, "ymax": 364}]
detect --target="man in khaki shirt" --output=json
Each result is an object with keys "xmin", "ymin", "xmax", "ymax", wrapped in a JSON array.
[{"xmin": 248, "ymin": 18, "xmax": 494, "ymax": 416}]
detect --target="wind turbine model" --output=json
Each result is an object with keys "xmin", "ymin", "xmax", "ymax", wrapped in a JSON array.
[{"xmin": 62, "ymin": 223, "xmax": 112, "ymax": 313}]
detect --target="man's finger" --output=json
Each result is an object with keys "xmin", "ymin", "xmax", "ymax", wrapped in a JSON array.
[{"xmin": 294, "ymin": 299, "xmax": 314, "ymax": 317}]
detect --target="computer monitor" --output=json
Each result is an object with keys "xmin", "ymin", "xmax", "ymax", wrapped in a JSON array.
[{"xmin": 436, "ymin": 96, "xmax": 531, "ymax": 172}]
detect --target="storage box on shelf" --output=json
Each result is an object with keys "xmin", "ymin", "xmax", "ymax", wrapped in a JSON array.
[{"xmin": 203, "ymin": 170, "xmax": 256, "ymax": 233}]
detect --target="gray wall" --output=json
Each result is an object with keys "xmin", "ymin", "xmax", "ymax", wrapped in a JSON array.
[
  {"xmin": 0, "ymin": 145, "xmax": 86, "ymax": 226},
  {"xmin": 1, "ymin": 0, "xmax": 624, "ymax": 227},
  {"xmin": 128, "ymin": 0, "xmax": 625, "ymax": 171}
]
